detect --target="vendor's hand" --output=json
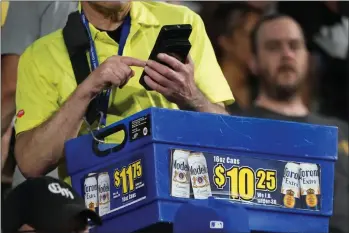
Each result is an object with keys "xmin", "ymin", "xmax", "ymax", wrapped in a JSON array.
[
  {"xmin": 144, "ymin": 53, "xmax": 204, "ymax": 109},
  {"xmin": 82, "ymin": 55, "xmax": 146, "ymax": 98}
]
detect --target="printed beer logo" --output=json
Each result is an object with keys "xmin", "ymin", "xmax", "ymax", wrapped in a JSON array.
[
  {"xmin": 85, "ymin": 184, "xmax": 98, "ymax": 193},
  {"xmin": 99, "ymin": 183, "xmax": 110, "ymax": 203},
  {"xmin": 299, "ymin": 166, "xmax": 320, "ymax": 196},
  {"xmin": 173, "ymin": 159, "xmax": 190, "ymax": 183},
  {"xmin": 97, "ymin": 173, "xmax": 111, "ymax": 217},
  {"xmin": 85, "ymin": 184, "xmax": 98, "ymax": 200},
  {"xmin": 89, "ymin": 202, "xmax": 95, "ymax": 210},
  {"xmin": 305, "ymin": 189, "xmax": 318, "ymax": 207},
  {"xmin": 300, "ymin": 169, "xmax": 319, "ymax": 186},
  {"xmin": 190, "ymin": 162, "xmax": 210, "ymax": 188},
  {"xmin": 284, "ymin": 167, "xmax": 300, "ymax": 179},
  {"xmin": 283, "ymin": 167, "xmax": 300, "ymax": 188},
  {"xmin": 190, "ymin": 164, "xmax": 208, "ymax": 175},
  {"xmin": 283, "ymin": 190, "xmax": 296, "ymax": 208},
  {"xmin": 173, "ymin": 159, "xmax": 189, "ymax": 171},
  {"xmin": 99, "ymin": 183, "xmax": 110, "ymax": 193}
]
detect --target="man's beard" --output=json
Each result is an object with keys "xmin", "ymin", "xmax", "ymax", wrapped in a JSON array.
[
  {"xmin": 88, "ymin": 2, "xmax": 130, "ymax": 22},
  {"xmin": 259, "ymin": 68, "xmax": 304, "ymax": 101}
]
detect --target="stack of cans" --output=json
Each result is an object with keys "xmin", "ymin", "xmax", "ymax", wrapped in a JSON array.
[
  {"xmin": 281, "ymin": 162, "xmax": 321, "ymax": 210},
  {"xmin": 171, "ymin": 149, "xmax": 212, "ymax": 199},
  {"xmin": 84, "ymin": 172, "xmax": 111, "ymax": 216}
]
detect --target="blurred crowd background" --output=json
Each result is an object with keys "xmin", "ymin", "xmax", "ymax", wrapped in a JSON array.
[{"xmin": 1, "ymin": 1, "xmax": 348, "ymax": 233}]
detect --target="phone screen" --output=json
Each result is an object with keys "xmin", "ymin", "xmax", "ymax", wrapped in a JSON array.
[{"xmin": 139, "ymin": 24, "xmax": 192, "ymax": 91}]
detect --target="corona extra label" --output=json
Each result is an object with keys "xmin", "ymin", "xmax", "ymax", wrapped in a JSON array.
[
  {"xmin": 281, "ymin": 162, "xmax": 301, "ymax": 208},
  {"xmin": 171, "ymin": 149, "xmax": 191, "ymax": 198},
  {"xmin": 283, "ymin": 190, "xmax": 296, "ymax": 208},
  {"xmin": 84, "ymin": 173, "xmax": 98, "ymax": 212},
  {"xmin": 299, "ymin": 163, "xmax": 320, "ymax": 210},
  {"xmin": 188, "ymin": 152, "xmax": 212, "ymax": 199}
]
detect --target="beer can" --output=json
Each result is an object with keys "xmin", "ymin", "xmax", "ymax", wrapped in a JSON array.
[
  {"xmin": 84, "ymin": 173, "xmax": 98, "ymax": 212},
  {"xmin": 188, "ymin": 152, "xmax": 212, "ymax": 199},
  {"xmin": 280, "ymin": 162, "xmax": 301, "ymax": 208},
  {"xmin": 171, "ymin": 149, "xmax": 191, "ymax": 198},
  {"xmin": 299, "ymin": 163, "xmax": 321, "ymax": 210},
  {"xmin": 97, "ymin": 172, "xmax": 111, "ymax": 216}
]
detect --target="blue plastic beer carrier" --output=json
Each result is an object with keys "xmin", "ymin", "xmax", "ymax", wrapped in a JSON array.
[{"xmin": 65, "ymin": 107, "xmax": 337, "ymax": 233}]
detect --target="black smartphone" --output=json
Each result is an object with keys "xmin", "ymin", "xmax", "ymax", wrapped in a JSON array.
[{"xmin": 139, "ymin": 24, "xmax": 192, "ymax": 91}]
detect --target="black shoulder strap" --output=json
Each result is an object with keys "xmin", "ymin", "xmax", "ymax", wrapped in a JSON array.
[{"xmin": 62, "ymin": 11, "xmax": 99, "ymax": 125}]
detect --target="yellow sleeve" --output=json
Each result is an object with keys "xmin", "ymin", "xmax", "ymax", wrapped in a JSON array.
[
  {"xmin": 15, "ymin": 47, "xmax": 60, "ymax": 135},
  {"xmin": 189, "ymin": 13, "xmax": 234, "ymax": 106},
  {"xmin": 1, "ymin": 1, "xmax": 9, "ymax": 27}
]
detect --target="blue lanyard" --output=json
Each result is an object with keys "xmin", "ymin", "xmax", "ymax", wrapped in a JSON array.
[{"xmin": 80, "ymin": 10, "xmax": 131, "ymax": 127}]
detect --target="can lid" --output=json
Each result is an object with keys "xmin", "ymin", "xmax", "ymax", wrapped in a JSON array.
[
  {"xmin": 189, "ymin": 152, "xmax": 204, "ymax": 156},
  {"xmin": 98, "ymin": 172, "xmax": 109, "ymax": 175},
  {"xmin": 173, "ymin": 149, "xmax": 191, "ymax": 155}
]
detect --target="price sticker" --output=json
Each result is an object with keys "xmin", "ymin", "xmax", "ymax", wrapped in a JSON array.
[
  {"xmin": 213, "ymin": 164, "xmax": 277, "ymax": 201},
  {"xmin": 114, "ymin": 160, "xmax": 143, "ymax": 195},
  {"xmin": 169, "ymin": 149, "xmax": 321, "ymax": 210},
  {"xmin": 81, "ymin": 154, "xmax": 147, "ymax": 218}
]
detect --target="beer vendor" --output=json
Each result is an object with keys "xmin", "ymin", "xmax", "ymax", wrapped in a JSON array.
[{"xmin": 13, "ymin": 1, "xmax": 234, "ymax": 185}]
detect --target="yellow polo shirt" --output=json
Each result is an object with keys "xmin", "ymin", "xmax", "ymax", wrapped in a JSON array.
[
  {"xmin": 1, "ymin": 1, "xmax": 9, "ymax": 26},
  {"xmin": 16, "ymin": 2, "xmax": 234, "ymax": 183}
]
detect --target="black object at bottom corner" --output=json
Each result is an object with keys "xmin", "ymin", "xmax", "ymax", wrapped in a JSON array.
[{"xmin": 133, "ymin": 222, "xmax": 173, "ymax": 233}]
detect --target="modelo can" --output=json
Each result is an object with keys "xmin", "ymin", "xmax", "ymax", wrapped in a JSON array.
[
  {"xmin": 171, "ymin": 149, "xmax": 191, "ymax": 198},
  {"xmin": 280, "ymin": 162, "xmax": 301, "ymax": 208},
  {"xmin": 84, "ymin": 173, "xmax": 98, "ymax": 212},
  {"xmin": 98, "ymin": 172, "xmax": 111, "ymax": 216},
  {"xmin": 188, "ymin": 152, "xmax": 212, "ymax": 199},
  {"xmin": 299, "ymin": 163, "xmax": 321, "ymax": 210}
]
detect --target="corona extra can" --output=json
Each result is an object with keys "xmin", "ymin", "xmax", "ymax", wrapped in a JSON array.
[
  {"xmin": 188, "ymin": 152, "xmax": 212, "ymax": 199},
  {"xmin": 280, "ymin": 162, "xmax": 301, "ymax": 208},
  {"xmin": 84, "ymin": 173, "xmax": 98, "ymax": 212},
  {"xmin": 171, "ymin": 149, "xmax": 191, "ymax": 198},
  {"xmin": 299, "ymin": 163, "xmax": 321, "ymax": 210},
  {"xmin": 97, "ymin": 172, "xmax": 111, "ymax": 216}
]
